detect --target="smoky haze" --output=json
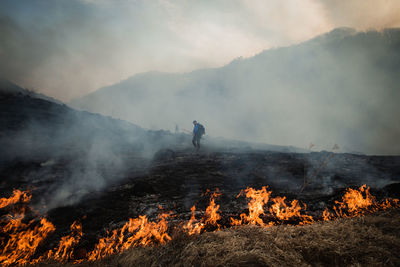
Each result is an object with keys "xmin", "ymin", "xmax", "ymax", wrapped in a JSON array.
[
  {"xmin": 1, "ymin": 0, "xmax": 400, "ymax": 156},
  {"xmin": 0, "ymin": 80, "xmax": 199, "ymax": 210},
  {"xmin": 1, "ymin": 80, "xmax": 397, "ymax": 213},
  {"xmin": 72, "ymin": 28, "xmax": 400, "ymax": 155},
  {"xmin": 1, "ymin": 0, "xmax": 400, "ymax": 101},
  {"xmin": 0, "ymin": 80, "xmax": 304, "ymax": 211}
]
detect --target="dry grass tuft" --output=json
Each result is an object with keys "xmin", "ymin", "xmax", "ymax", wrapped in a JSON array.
[{"xmin": 40, "ymin": 209, "xmax": 400, "ymax": 267}]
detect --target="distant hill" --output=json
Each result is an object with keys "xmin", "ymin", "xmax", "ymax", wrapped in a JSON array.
[
  {"xmin": 0, "ymin": 79, "xmax": 305, "ymax": 164},
  {"xmin": 0, "ymin": 80, "xmax": 192, "ymax": 207},
  {"xmin": 71, "ymin": 28, "xmax": 400, "ymax": 155},
  {"xmin": 0, "ymin": 80, "xmax": 307, "ymax": 208},
  {"xmin": 0, "ymin": 78, "xmax": 65, "ymax": 105},
  {"xmin": 0, "ymin": 79, "xmax": 151, "ymax": 163}
]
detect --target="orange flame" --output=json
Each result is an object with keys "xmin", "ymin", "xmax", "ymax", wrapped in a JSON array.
[
  {"xmin": 269, "ymin": 197, "xmax": 313, "ymax": 225},
  {"xmin": 322, "ymin": 208, "xmax": 332, "ymax": 221},
  {"xmin": 183, "ymin": 205, "xmax": 203, "ymax": 235},
  {"xmin": 203, "ymin": 191, "xmax": 221, "ymax": 228},
  {"xmin": 184, "ymin": 190, "xmax": 221, "ymax": 235},
  {"xmin": 381, "ymin": 198, "xmax": 399, "ymax": 209},
  {"xmin": 0, "ymin": 189, "xmax": 31, "ymax": 209},
  {"xmin": 87, "ymin": 213, "xmax": 171, "ymax": 261},
  {"xmin": 41, "ymin": 220, "xmax": 83, "ymax": 263},
  {"xmin": 334, "ymin": 184, "xmax": 376, "ymax": 217},
  {"xmin": 0, "ymin": 184, "xmax": 398, "ymax": 265},
  {"xmin": 0, "ymin": 216, "xmax": 55, "ymax": 266},
  {"xmin": 0, "ymin": 189, "xmax": 55, "ymax": 266},
  {"xmin": 332, "ymin": 184, "xmax": 400, "ymax": 218},
  {"xmin": 231, "ymin": 186, "xmax": 272, "ymax": 226},
  {"xmin": 231, "ymin": 187, "xmax": 313, "ymax": 226}
]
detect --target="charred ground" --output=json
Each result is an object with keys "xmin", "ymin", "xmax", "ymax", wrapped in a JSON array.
[
  {"xmin": 2, "ymin": 148, "xmax": 399, "ymax": 260},
  {"xmin": 1, "ymin": 80, "xmax": 400, "ymax": 265}
]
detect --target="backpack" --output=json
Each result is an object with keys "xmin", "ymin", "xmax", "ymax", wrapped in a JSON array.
[{"xmin": 197, "ymin": 124, "xmax": 205, "ymax": 136}]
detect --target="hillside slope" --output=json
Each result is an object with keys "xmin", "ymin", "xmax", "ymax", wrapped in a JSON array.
[
  {"xmin": 0, "ymin": 80, "xmax": 308, "ymax": 209},
  {"xmin": 0, "ymin": 80, "xmax": 179, "ymax": 209},
  {"xmin": 71, "ymin": 28, "xmax": 400, "ymax": 155},
  {"xmin": 1, "ymin": 81, "xmax": 400, "ymax": 266}
]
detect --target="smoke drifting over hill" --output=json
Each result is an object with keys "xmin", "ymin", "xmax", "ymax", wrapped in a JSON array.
[
  {"xmin": 1, "ymin": 1, "xmax": 400, "ymax": 155},
  {"xmin": 72, "ymin": 29, "xmax": 400, "ymax": 155},
  {"xmin": 1, "ymin": 0, "xmax": 400, "ymax": 101}
]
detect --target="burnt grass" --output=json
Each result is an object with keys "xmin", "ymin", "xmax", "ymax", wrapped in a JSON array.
[
  {"xmin": 1, "ymin": 147, "xmax": 400, "ymax": 264},
  {"xmin": 48, "ymin": 209, "xmax": 400, "ymax": 267}
]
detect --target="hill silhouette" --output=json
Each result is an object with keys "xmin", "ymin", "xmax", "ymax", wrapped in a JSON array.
[{"xmin": 71, "ymin": 28, "xmax": 400, "ymax": 155}]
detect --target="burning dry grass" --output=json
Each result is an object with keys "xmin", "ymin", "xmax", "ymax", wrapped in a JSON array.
[
  {"xmin": 1, "ymin": 185, "xmax": 399, "ymax": 266},
  {"xmin": 0, "ymin": 189, "xmax": 31, "ymax": 208},
  {"xmin": 51, "ymin": 209, "xmax": 400, "ymax": 267}
]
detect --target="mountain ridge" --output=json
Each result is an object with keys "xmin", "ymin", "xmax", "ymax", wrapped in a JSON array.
[
  {"xmin": 70, "ymin": 27, "xmax": 361, "ymax": 103},
  {"xmin": 70, "ymin": 28, "xmax": 400, "ymax": 155}
]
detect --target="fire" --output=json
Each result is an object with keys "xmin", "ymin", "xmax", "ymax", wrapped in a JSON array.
[
  {"xmin": 0, "ymin": 185, "xmax": 398, "ymax": 265},
  {"xmin": 231, "ymin": 186, "xmax": 313, "ymax": 226},
  {"xmin": 0, "ymin": 216, "xmax": 55, "ymax": 266},
  {"xmin": 87, "ymin": 212, "xmax": 171, "ymax": 261},
  {"xmin": 331, "ymin": 184, "xmax": 399, "ymax": 218},
  {"xmin": 183, "ymin": 205, "xmax": 203, "ymax": 235},
  {"xmin": 203, "ymin": 191, "xmax": 221, "ymax": 228},
  {"xmin": 381, "ymin": 198, "xmax": 399, "ymax": 209},
  {"xmin": 231, "ymin": 186, "xmax": 271, "ymax": 226},
  {"xmin": 333, "ymin": 184, "xmax": 375, "ymax": 218},
  {"xmin": 0, "ymin": 189, "xmax": 31, "ymax": 209},
  {"xmin": 269, "ymin": 197, "xmax": 313, "ymax": 225},
  {"xmin": 0, "ymin": 189, "xmax": 55, "ymax": 266},
  {"xmin": 184, "ymin": 190, "xmax": 222, "ymax": 235},
  {"xmin": 40, "ymin": 220, "xmax": 83, "ymax": 263},
  {"xmin": 336, "ymin": 184, "xmax": 375, "ymax": 215},
  {"xmin": 322, "ymin": 208, "xmax": 332, "ymax": 221}
]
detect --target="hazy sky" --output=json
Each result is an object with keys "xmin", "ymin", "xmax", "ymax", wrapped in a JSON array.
[{"xmin": 1, "ymin": 0, "xmax": 400, "ymax": 101}]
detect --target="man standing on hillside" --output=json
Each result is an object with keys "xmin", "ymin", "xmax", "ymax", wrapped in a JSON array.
[{"xmin": 192, "ymin": 120, "xmax": 205, "ymax": 150}]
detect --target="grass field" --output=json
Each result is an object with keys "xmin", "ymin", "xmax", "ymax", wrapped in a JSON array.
[{"xmin": 40, "ymin": 209, "xmax": 400, "ymax": 267}]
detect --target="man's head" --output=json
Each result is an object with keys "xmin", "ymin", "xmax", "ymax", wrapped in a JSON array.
[{"xmin": 193, "ymin": 120, "xmax": 197, "ymax": 125}]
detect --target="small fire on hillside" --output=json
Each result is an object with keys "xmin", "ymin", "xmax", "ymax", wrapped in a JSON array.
[
  {"xmin": 0, "ymin": 185, "xmax": 398, "ymax": 266},
  {"xmin": 0, "ymin": 189, "xmax": 31, "ymax": 208}
]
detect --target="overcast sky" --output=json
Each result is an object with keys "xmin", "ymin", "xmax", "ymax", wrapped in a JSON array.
[{"xmin": 1, "ymin": 0, "xmax": 399, "ymax": 101}]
